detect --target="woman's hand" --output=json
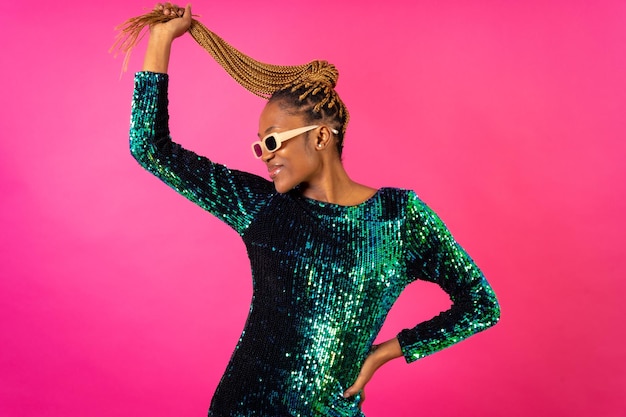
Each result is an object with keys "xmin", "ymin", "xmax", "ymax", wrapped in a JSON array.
[
  {"xmin": 150, "ymin": 3, "xmax": 192, "ymax": 41},
  {"xmin": 343, "ymin": 338, "xmax": 403, "ymax": 407},
  {"xmin": 142, "ymin": 3, "xmax": 192, "ymax": 73}
]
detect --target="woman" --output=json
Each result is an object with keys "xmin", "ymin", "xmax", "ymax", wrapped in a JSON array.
[{"xmin": 126, "ymin": 4, "xmax": 500, "ymax": 416}]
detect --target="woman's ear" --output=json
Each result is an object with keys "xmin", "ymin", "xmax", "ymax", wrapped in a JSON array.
[{"xmin": 314, "ymin": 126, "xmax": 334, "ymax": 150}]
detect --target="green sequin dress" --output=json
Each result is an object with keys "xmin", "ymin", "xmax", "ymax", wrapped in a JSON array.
[{"xmin": 129, "ymin": 72, "xmax": 500, "ymax": 417}]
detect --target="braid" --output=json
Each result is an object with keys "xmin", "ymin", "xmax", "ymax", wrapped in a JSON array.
[
  {"xmin": 271, "ymin": 84, "xmax": 349, "ymax": 157},
  {"xmin": 111, "ymin": 4, "xmax": 350, "ymax": 150}
]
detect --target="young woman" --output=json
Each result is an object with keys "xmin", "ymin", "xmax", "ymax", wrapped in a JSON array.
[{"xmin": 126, "ymin": 4, "xmax": 500, "ymax": 416}]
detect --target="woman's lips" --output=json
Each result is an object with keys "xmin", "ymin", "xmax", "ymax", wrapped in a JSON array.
[{"xmin": 268, "ymin": 165, "xmax": 283, "ymax": 179}]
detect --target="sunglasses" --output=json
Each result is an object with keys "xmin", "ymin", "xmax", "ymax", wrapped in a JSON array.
[{"xmin": 251, "ymin": 125, "xmax": 338, "ymax": 159}]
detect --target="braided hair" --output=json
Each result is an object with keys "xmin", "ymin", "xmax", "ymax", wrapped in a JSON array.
[{"xmin": 112, "ymin": 4, "xmax": 350, "ymax": 156}]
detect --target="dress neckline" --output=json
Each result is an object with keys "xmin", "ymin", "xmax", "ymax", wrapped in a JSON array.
[{"xmin": 294, "ymin": 188, "xmax": 384, "ymax": 209}]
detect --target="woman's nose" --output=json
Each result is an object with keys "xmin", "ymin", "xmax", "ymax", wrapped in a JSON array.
[{"xmin": 261, "ymin": 149, "xmax": 274, "ymax": 162}]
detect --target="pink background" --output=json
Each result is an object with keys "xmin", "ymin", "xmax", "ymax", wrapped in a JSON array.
[{"xmin": 1, "ymin": 1, "xmax": 625, "ymax": 416}]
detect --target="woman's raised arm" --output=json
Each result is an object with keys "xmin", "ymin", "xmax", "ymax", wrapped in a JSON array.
[{"xmin": 142, "ymin": 3, "xmax": 192, "ymax": 73}]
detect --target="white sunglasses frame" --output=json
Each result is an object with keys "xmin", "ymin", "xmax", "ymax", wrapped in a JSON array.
[{"xmin": 251, "ymin": 125, "xmax": 339, "ymax": 159}]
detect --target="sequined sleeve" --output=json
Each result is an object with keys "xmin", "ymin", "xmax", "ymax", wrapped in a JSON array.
[
  {"xmin": 129, "ymin": 72, "xmax": 274, "ymax": 235},
  {"xmin": 397, "ymin": 192, "xmax": 500, "ymax": 363}
]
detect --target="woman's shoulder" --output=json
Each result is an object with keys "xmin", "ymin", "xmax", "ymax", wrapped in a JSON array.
[
  {"xmin": 375, "ymin": 187, "xmax": 438, "ymax": 220},
  {"xmin": 376, "ymin": 187, "xmax": 421, "ymax": 203}
]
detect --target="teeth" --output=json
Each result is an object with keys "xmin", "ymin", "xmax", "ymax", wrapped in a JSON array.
[{"xmin": 269, "ymin": 167, "xmax": 281, "ymax": 179}]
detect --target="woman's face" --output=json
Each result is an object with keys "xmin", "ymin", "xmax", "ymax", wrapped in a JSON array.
[{"xmin": 257, "ymin": 100, "xmax": 321, "ymax": 193}]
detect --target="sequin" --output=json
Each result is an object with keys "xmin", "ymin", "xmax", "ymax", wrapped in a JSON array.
[{"xmin": 130, "ymin": 72, "xmax": 500, "ymax": 417}]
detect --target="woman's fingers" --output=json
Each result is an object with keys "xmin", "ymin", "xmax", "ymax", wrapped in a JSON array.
[
  {"xmin": 153, "ymin": 3, "xmax": 185, "ymax": 16},
  {"xmin": 343, "ymin": 377, "xmax": 364, "ymax": 397},
  {"xmin": 343, "ymin": 381, "xmax": 367, "ymax": 408}
]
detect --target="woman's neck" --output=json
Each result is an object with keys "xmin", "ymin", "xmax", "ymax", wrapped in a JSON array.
[{"xmin": 300, "ymin": 161, "xmax": 377, "ymax": 206}]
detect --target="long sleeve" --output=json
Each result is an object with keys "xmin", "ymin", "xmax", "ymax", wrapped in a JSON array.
[
  {"xmin": 129, "ymin": 71, "xmax": 275, "ymax": 235},
  {"xmin": 397, "ymin": 191, "xmax": 500, "ymax": 363}
]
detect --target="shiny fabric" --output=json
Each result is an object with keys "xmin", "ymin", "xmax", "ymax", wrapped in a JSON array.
[{"xmin": 129, "ymin": 72, "xmax": 500, "ymax": 417}]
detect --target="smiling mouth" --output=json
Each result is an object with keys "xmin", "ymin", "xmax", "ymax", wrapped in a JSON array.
[{"xmin": 268, "ymin": 165, "xmax": 283, "ymax": 179}]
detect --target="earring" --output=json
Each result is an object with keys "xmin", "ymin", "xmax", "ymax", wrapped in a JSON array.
[{"xmin": 317, "ymin": 144, "xmax": 323, "ymax": 148}]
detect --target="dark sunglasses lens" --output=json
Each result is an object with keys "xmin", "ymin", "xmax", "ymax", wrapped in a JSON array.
[
  {"xmin": 253, "ymin": 143, "xmax": 263, "ymax": 157},
  {"xmin": 264, "ymin": 136, "xmax": 278, "ymax": 151}
]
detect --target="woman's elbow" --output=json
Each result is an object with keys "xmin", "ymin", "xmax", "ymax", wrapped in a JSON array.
[
  {"xmin": 129, "ymin": 135, "xmax": 152, "ymax": 168},
  {"xmin": 482, "ymin": 291, "xmax": 501, "ymax": 329}
]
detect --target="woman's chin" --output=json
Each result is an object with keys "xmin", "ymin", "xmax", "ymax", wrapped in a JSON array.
[{"xmin": 272, "ymin": 180, "xmax": 292, "ymax": 194}]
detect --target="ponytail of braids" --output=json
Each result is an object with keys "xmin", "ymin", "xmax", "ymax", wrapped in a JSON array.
[{"xmin": 112, "ymin": 4, "xmax": 349, "ymax": 146}]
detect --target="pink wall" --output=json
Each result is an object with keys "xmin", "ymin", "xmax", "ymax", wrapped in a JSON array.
[{"xmin": 1, "ymin": 1, "xmax": 625, "ymax": 416}]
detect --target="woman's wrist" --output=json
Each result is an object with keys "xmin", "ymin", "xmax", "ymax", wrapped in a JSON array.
[
  {"xmin": 149, "ymin": 27, "xmax": 177, "ymax": 44},
  {"xmin": 142, "ymin": 34, "xmax": 174, "ymax": 73},
  {"xmin": 371, "ymin": 338, "xmax": 403, "ymax": 365}
]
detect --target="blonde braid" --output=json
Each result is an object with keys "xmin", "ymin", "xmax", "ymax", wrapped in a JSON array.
[{"xmin": 111, "ymin": 4, "xmax": 349, "ymax": 137}]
